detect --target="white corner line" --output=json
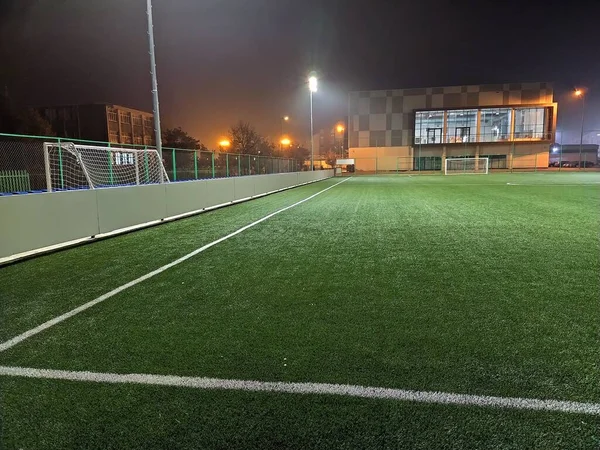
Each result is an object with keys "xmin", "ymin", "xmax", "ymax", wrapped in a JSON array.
[
  {"xmin": 0, "ymin": 365, "xmax": 598, "ymax": 416},
  {"xmin": 0, "ymin": 177, "xmax": 351, "ymax": 353}
]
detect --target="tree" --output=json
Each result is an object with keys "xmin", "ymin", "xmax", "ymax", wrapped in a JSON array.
[
  {"xmin": 162, "ymin": 127, "xmax": 203, "ymax": 150},
  {"xmin": 290, "ymin": 145, "xmax": 310, "ymax": 170},
  {"xmin": 229, "ymin": 121, "xmax": 263, "ymax": 155},
  {"xmin": 0, "ymin": 91, "xmax": 54, "ymax": 136},
  {"xmin": 162, "ymin": 127, "xmax": 207, "ymax": 177},
  {"xmin": 324, "ymin": 150, "xmax": 337, "ymax": 169}
]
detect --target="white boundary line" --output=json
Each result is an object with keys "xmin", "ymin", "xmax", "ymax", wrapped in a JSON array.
[
  {"xmin": 0, "ymin": 177, "xmax": 351, "ymax": 353},
  {"xmin": 1, "ymin": 365, "xmax": 598, "ymax": 416}
]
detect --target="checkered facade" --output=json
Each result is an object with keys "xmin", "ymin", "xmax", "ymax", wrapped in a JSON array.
[{"xmin": 348, "ymin": 82, "xmax": 554, "ymax": 148}]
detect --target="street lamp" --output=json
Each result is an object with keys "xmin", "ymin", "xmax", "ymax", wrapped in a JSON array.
[
  {"xmin": 575, "ymin": 88, "xmax": 586, "ymax": 168},
  {"xmin": 280, "ymin": 138, "xmax": 292, "ymax": 147},
  {"xmin": 219, "ymin": 139, "xmax": 231, "ymax": 151},
  {"xmin": 336, "ymin": 124, "xmax": 345, "ymax": 159},
  {"xmin": 280, "ymin": 116, "xmax": 290, "ymax": 151},
  {"xmin": 308, "ymin": 75, "xmax": 318, "ymax": 171}
]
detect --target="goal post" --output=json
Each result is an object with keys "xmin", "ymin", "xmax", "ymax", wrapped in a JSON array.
[
  {"xmin": 444, "ymin": 157, "xmax": 489, "ymax": 175},
  {"xmin": 43, "ymin": 142, "xmax": 169, "ymax": 192}
]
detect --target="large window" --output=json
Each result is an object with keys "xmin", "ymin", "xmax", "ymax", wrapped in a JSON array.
[
  {"xmin": 413, "ymin": 106, "xmax": 551, "ymax": 145},
  {"xmin": 415, "ymin": 111, "xmax": 444, "ymax": 144},
  {"xmin": 480, "ymin": 108, "xmax": 512, "ymax": 142},
  {"xmin": 514, "ymin": 108, "xmax": 546, "ymax": 140},
  {"xmin": 446, "ymin": 110, "xmax": 477, "ymax": 143}
]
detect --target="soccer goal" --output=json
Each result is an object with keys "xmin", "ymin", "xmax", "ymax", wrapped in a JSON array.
[
  {"xmin": 444, "ymin": 157, "xmax": 489, "ymax": 175},
  {"xmin": 43, "ymin": 142, "xmax": 169, "ymax": 192}
]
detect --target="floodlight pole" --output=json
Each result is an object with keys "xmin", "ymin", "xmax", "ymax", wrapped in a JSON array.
[
  {"xmin": 146, "ymin": 0, "xmax": 163, "ymax": 180},
  {"xmin": 578, "ymin": 93, "xmax": 585, "ymax": 168},
  {"xmin": 310, "ymin": 91, "xmax": 314, "ymax": 171}
]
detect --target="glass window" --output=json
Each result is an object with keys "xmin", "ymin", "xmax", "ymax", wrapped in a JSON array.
[
  {"xmin": 446, "ymin": 110, "xmax": 477, "ymax": 143},
  {"xmin": 514, "ymin": 107, "xmax": 546, "ymax": 140},
  {"xmin": 480, "ymin": 108, "xmax": 512, "ymax": 142},
  {"xmin": 414, "ymin": 111, "xmax": 444, "ymax": 144}
]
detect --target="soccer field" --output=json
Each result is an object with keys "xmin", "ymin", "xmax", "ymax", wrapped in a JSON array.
[{"xmin": 1, "ymin": 172, "xmax": 599, "ymax": 449}]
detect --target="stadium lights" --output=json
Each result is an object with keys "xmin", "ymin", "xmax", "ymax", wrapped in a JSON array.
[{"xmin": 308, "ymin": 73, "xmax": 318, "ymax": 170}]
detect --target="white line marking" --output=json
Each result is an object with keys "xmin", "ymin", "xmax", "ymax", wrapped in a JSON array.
[
  {"xmin": 0, "ymin": 365, "xmax": 598, "ymax": 415},
  {"xmin": 0, "ymin": 178, "xmax": 350, "ymax": 353}
]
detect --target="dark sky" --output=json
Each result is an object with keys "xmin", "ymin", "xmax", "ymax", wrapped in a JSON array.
[{"xmin": 1, "ymin": 0, "xmax": 599, "ymax": 147}]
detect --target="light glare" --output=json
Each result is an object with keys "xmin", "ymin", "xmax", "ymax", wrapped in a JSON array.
[{"xmin": 309, "ymin": 76, "xmax": 318, "ymax": 92}]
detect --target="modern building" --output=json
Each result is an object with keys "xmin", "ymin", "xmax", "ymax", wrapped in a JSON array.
[
  {"xmin": 348, "ymin": 82, "xmax": 557, "ymax": 171},
  {"xmin": 38, "ymin": 103, "xmax": 155, "ymax": 146}
]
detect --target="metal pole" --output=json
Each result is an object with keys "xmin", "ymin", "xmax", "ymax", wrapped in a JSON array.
[
  {"xmin": 579, "ymin": 94, "xmax": 585, "ymax": 169},
  {"xmin": 146, "ymin": 0, "xmax": 163, "ymax": 182},
  {"xmin": 310, "ymin": 91, "xmax": 314, "ymax": 171}
]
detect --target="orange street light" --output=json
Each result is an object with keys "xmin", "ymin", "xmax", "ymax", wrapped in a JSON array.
[
  {"xmin": 574, "ymin": 89, "xmax": 583, "ymax": 97},
  {"xmin": 280, "ymin": 138, "xmax": 292, "ymax": 146},
  {"xmin": 336, "ymin": 124, "xmax": 345, "ymax": 133},
  {"xmin": 219, "ymin": 139, "xmax": 231, "ymax": 152},
  {"xmin": 283, "ymin": 116, "xmax": 290, "ymax": 121}
]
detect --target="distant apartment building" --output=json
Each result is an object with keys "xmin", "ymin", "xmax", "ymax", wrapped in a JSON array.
[
  {"xmin": 38, "ymin": 103, "xmax": 155, "ymax": 146},
  {"xmin": 312, "ymin": 124, "xmax": 347, "ymax": 157}
]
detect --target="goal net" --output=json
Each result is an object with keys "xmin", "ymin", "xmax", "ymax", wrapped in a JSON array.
[
  {"xmin": 444, "ymin": 157, "xmax": 489, "ymax": 175},
  {"xmin": 43, "ymin": 142, "xmax": 169, "ymax": 191}
]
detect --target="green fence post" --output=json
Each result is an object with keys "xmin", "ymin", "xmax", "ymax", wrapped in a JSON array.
[
  {"xmin": 171, "ymin": 149, "xmax": 177, "ymax": 181},
  {"xmin": 211, "ymin": 152, "xmax": 215, "ymax": 178},
  {"xmin": 256, "ymin": 156, "xmax": 259, "ymax": 174},
  {"xmin": 194, "ymin": 150, "xmax": 198, "ymax": 179},
  {"xmin": 510, "ymin": 141, "xmax": 515, "ymax": 173},
  {"xmin": 226, "ymin": 153, "xmax": 229, "ymax": 177},
  {"xmin": 248, "ymin": 154, "xmax": 251, "ymax": 175},
  {"xmin": 238, "ymin": 154, "xmax": 241, "ymax": 176},
  {"xmin": 534, "ymin": 153, "xmax": 537, "ymax": 172}
]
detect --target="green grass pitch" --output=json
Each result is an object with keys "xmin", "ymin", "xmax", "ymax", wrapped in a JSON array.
[{"xmin": 1, "ymin": 172, "xmax": 599, "ymax": 449}]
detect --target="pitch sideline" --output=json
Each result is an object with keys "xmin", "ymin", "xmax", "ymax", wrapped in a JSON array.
[
  {"xmin": 0, "ymin": 365, "xmax": 598, "ymax": 416},
  {"xmin": 0, "ymin": 177, "xmax": 351, "ymax": 353}
]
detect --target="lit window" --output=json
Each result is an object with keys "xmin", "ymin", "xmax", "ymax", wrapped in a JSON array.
[
  {"xmin": 414, "ymin": 111, "xmax": 444, "ymax": 144},
  {"xmin": 480, "ymin": 108, "xmax": 512, "ymax": 142},
  {"xmin": 514, "ymin": 108, "xmax": 546, "ymax": 140},
  {"xmin": 446, "ymin": 110, "xmax": 477, "ymax": 143}
]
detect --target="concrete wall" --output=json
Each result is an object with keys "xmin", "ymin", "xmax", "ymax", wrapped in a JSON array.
[{"xmin": 0, "ymin": 171, "xmax": 333, "ymax": 261}]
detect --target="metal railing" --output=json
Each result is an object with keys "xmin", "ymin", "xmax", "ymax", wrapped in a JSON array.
[{"xmin": 0, "ymin": 133, "xmax": 299, "ymax": 194}]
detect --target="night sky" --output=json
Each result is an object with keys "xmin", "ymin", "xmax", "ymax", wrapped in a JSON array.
[{"xmin": 1, "ymin": 0, "xmax": 599, "ymax": 147}]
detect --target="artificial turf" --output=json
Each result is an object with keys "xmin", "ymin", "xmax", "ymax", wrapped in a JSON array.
[{"xmin": 1, "ymin": 172, "xmax": 599, "ymax": 449}]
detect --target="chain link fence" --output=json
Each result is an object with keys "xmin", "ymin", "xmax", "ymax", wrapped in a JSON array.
[
  {"xmin": 0, "ymin": 133, "xmax": 299, "ymax": 194},
  {"xmin": 345, "ymin": 133, "xmax": 600, "ymax": 174}
]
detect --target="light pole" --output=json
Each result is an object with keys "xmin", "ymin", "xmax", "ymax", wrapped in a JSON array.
[
  {"xmin": 575, "ymin": 88, "xmax": 585, "ymax": 168},
  {"xmin": 309, "ymin": 75, "xmax": 318, "ymax": 171},
  {"xmin": 146, "ymin": 0, "xmax": 162, "ymax": 169},
  {"xmin": 336, "ymin": 124, "xmax": 345, "ymax": 159},
  {"xmin": 280, "ymin": 116, "xmax": 289, "ymax": 152}
]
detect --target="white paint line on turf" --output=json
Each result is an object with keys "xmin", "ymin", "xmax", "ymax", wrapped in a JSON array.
[
  {"xmin": 0, "ymin": 365, "xmax": 598, "ymax": 416},
  {"xmin": 0, "ymin": 177, "xmax": 351, "ymax": 353}
]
